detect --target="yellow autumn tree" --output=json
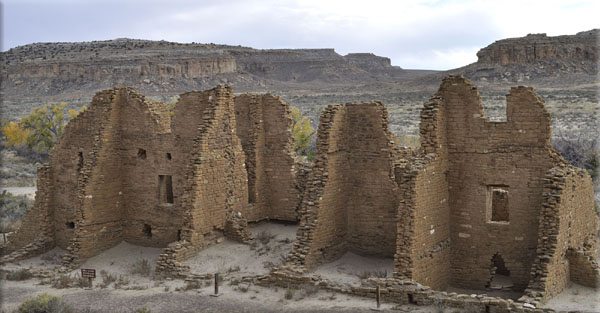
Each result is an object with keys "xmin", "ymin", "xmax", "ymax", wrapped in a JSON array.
[
  {"xmin": 2, "ymin": 121, "xmax": 30, "ymax": 148},
  {"xmin": 2, "ymin": 102, "xmax": 86, "ymax": 154},
  {"xmin": 290, "ymin": 107, "xmax": 316, "ymax": 161}
]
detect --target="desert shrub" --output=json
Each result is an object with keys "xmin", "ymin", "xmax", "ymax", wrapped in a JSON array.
[
  {"xmin": 354, "ymin": 269, "xmax": 388, "ymax": 279},
  {"xmin": 0, "ymin": 190, "xmax": 33, "ymax": 231},
  {"xmin": 291, "ymin": 107, "xmax": 316, "ymax": 161},
  {"xmin": 256, "ymin": 230, "xmax": 275, "ymax": 245},
  {"xmin": 284, "ymin": 285, "xmax": 294, "ymax": 300},
  {"xmin": 114, "ymin": 275, "xmax": 130, "ymax": 289},
  {"xmin": 51, "ymin": 275, "xmax": 74, "ymax": 289},
  {"xmin": 17, "ymin": 293, "xmax": 74, "ymax": 313},
  {"xmin": 395, "ymin": 134, "xmax": 420, "ymax": 149},
  {"xmin": 552, "ymin": 133, "xmax": 599, "ymax": 183},
  {"xmin": 6, "ymin": 268, "xmax": 33, "ymax": 281},
  {"xmin": 130, "ymin": 259, "xmax": 151, "ymax": 276},
  {"xmin": 301, "ymin": 284, "xmax": 319, "ymax": 296},
  {"xmin": 100, "ymin": 270, "xmax": 116, "ymax": 288},
  {"xmin": 74, "ymin": 274, "xmax": 91, "ymax": 288},
  {"xmin": 226, "ymin": 265, "xmax": 240, "ymax": 273},
  {"xmin": 50, "ymin": 274, "xmax": 89, "ymax": 288},
  {"xmin": 183, "ymin": 280, "xmax": 202, "ymax": 290},
  {"xmin": 135, "ymin": 308, "xmax": 151, "ymax": 313}
]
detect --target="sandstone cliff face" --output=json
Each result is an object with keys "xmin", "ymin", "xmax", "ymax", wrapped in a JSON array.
[
  {"xmin": 0, "ymin": 39, "xmax": 404, "ymax": 98},
  {"xmin": 476, "ymin": 29, "xmax": 598, "ymax": 65},
  {"xmin": 408, "ymin": 29, "xmax": 600, "ymax": 87}
]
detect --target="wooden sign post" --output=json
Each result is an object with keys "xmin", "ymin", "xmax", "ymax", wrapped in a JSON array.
[
  {"xmin": 210, "ymin": 272, "xmax": 221, "ymax": 297},
  {"xmin": 81, "ymin": 268, "xmax": 96, "ymax": 288}
]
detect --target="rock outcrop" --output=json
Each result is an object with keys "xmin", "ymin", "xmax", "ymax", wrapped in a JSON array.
[
  {"xmin": 477, "ymin": 29, "xmax": 598, "ymax": 65},
  {"xmin": 0, "ymin": 39, "xmax": 404, "ymax": 98}
]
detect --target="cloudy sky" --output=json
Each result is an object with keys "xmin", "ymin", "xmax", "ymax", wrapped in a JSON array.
[{"xmin": 2, "ymin": 0, "xmax": 598, "ymax": 70}]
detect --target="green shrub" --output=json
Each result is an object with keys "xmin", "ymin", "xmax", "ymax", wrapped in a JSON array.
[
  {"xmin": 130, "ymin": 259, "xmax": 151, "ymax": 276},
  {"xmin": 0, "ymin": 190, "xmax": 32, "ymax": 222},
  {"xmin": 18, "ymin": 293, "xmax": 74, "ymax": 313},
  {"xmin": 6, "ymin": 268, "xmax": 33, "ymax": 281}
]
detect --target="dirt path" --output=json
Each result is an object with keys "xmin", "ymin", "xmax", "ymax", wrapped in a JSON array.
[{"xmin": 0, "ymin": 186, "xmax": 37, "ymax": 199}]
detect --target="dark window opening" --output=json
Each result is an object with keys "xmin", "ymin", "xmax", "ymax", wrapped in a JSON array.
[
  {"xmin": 158, "ymin": 175, "xmax": 174, "ymax": 204},
  {"xmin": 177, "ymin": 229, "xmax": 182, "ymax": 241},
  {"xmin": 138, "ymin": 148, "xmax": 147, "ymax": 160},
  {"xmin": 407, "ymin": 293, "xmax": 415, "ymax": 304},
  {"xmin": 488, "ymin": 186, "xmax": 509, "ymax": 222},
  {"xmin": 143, "ymin": 224, "xmax": 152, "ymax": 238},
  {"xmin": 66, "ymin": 221, "xmax": 75, "ymax": 229},
  {"xmin": 487, "ymin": 253, "xmax": 513, "ymax": 290},
  {"xmin": 77, "ymin": 152, "xmax": 84, "ymax": 172},
  {"xmin": 166, "ymin": 153, "xmax": 172, "ymax": 160}
]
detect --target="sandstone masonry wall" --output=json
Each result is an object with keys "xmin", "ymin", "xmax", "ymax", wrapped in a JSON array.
[
  {"xmin": 234, "ymin": 94, "xmax": 299, "ymax": 222},
  {"xmin": 523, "ymin": 165, "xmax": 598, "ymax": 303},
  {"xmin": 288, "ymin": 102, "xmax": 399, "ymax": 269},
  {"xmin": 0, "ymin": 165, "xmax": 54, "ymax": 262},
  {"xmin": 3, "ymin": 85, "xmax": 301, "ymax": 270},
  {"xmin": 437, "ymin": 76, "xmax": 556, "ymax": 291}
]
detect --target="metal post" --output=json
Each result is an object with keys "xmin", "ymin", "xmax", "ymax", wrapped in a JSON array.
[
  {"xmin": 376, "ymin": 285, "xmax": 381, "ymax": 309},
  {"xmin": 214, "ymin": 273, "xmax": 219, "ymax": 295}
]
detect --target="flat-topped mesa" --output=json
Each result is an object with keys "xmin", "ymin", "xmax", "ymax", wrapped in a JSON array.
[
  {"xmin": 476, "ymin": 29, "xmax": 599, "ymax": 65},
  {"xmin": 0, "ymin": 85, "xmax": 302, "ymax": 272},
  {"xmin": 1, "ymin": 39, "xmax": 406, "ymax": 99},
  {"xmin": 343, "ymin": 53, "xmax": 399, "ymax": 71}
]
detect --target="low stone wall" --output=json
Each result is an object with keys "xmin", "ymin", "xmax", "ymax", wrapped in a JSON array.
[
  {"xmin": 523, "ymin": 164, "xmax": 599, "ymax": 304},
  {"xmin": 257, "ymin": 266, "xmax": 556, "ymax": 313},
  {"xmin": 0, "ymin": 165, "xmax": 54, "ymax": 264}
]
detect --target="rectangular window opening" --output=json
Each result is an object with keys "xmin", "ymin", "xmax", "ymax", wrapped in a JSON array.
[
  {"xmin": 487, "ymin": 186, "xmax": 509, "ymax": 222},
  {"xmin": 77, "ymin": 152, "xmax": 84, "ymax": 172},
  {"xmin": 138, "ymin": 148, "xmax": 147, "ymax": 159},
  {"xmin": 143, "ymin": 224, "xmax": 152, "ymax": 238},
  {"xmin": 158, "ymin": 175, "xmax": 174, "ymax": 204}
]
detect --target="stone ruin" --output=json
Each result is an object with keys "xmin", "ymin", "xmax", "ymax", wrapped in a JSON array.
[
  {"xmin": 1, "ymin": 75, "xmax": 597, "ymax": 305},
  {"xmin": 0, "ymin": 85, "xmax": 301, "ymax": 271}
]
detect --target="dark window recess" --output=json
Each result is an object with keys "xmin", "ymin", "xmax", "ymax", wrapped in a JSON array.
[
  {"xmin": 488, "ymin": 186, "xmax": 509, "ymax": 222},
  {"xmin": 66, "ymin": 221, "xmax": 75, "ymax": 229},
  {"xmin": 166, "ymin": 153, "xmax": 172, "ymax": 160},
  {"xmin": 137, "ymin": 149, "xmax": 147, "ymax": 160},
  {"xmin": 77, "ymin": 152, "xmax": 84, "ymax": 172},
  {"xmin": 143, "ymin": 224, "xmax": 152, "ymax": 238},
  {"xmin": 158, "ymin": 175, "xmax": 174, "ymax": 204},
  {"xmin": 177, "ymin": 229, "xmax": 182, "ymax": 241}
]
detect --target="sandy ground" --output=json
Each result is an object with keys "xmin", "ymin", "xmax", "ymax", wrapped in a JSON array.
[
  {"xmin": 315, "ymin": 252, "xmax": 393, "ymax": 286},
  {"xmin": 1, "ymin": 278, "xmax": 446, "ymax": 313},
  {"xmin": 542, "ymin": 282, "xmax": 600, "ymax": 312},
  {"xmin": 2, "ymin": 247, "xmax": 65, "ymax": 271},
  {"xmin": 183, "ymin": 222, "xmax": 297, "ymax": 277},
  {"xmin": 0, "ymin": 187, "xmax": 37, "ymax": 199},
  {"xmin": 1, "ymin": 222, "xmax": 599, "ymax": 312}
]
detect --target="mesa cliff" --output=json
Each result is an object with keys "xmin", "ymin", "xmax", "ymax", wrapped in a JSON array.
[
  {"xmin": 476, "ymin": 29, "xmax": 598, "ymax": 65},
  {"xmin": 445, "ymin": 29, "xmax": 599, "ymax": 85},
  {"xmin": 1, "ymin": 39, "xmax": 405, "ymax": 97}
]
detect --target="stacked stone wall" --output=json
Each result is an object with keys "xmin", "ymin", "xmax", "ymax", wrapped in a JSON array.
[
  {"xmin": 234, "ymin": 94, "xmax": 299, "ymax": 222},
  {"xmin": 0, "ymin": 165, "xmax": 54, "ymax": 263},
  {"xmin": 436, "ymin": 76, "xmax": 555, "ymax": 291},
  {"xmin": 523, "ymin": 165, "xmax": 598, "ymax": 304},
  {"xmin": 288, "ymin": 102, "xmax": 399, "ymax": 269}
]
